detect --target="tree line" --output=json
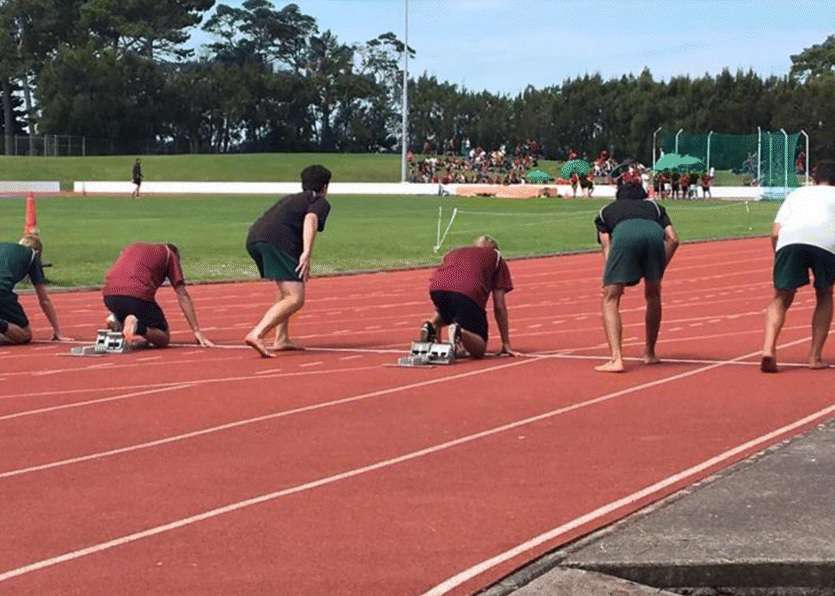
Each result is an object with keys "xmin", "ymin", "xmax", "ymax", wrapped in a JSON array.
[{"xmin": 0, "ymin": 0, "xmax": 833, "ymax": 161}]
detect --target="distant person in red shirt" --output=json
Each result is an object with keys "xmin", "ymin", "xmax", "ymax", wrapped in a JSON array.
[
  {"xmin": 102, "ymin": 242, "xmax": 213, "ymax": 348},
  {"xmin": 420, "ymin": 235, "xmax": 515, "ymax": 358},
  {"xmin": 701, "ymin": 172, "xmax": 713, "ymax": 198}
]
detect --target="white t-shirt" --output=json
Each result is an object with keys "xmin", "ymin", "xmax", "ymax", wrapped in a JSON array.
[{"xmin": 774, "ymin": 185, "xmax": 835, "ymax": 254}]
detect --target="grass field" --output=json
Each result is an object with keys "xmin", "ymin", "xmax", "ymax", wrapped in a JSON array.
[
  {"xmin": 0, "ymin": 153, "xmax": 746, "ymax": 190},
  {"xmin": 0, "ymin": 194, "xmax": 777, "ymax": 288}
]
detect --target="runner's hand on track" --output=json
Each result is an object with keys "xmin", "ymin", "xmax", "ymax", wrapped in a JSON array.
[
  {"xmin": 194, "ymin": 331, "xmax": 215, "ymax": 348},
  {"xmin": 51, "ymin": 333, "xmax": 73, "ymax": 342},
  {"xmin": 296, "ymin": 251, "xmax": 311, "ymax": 282},
  {"xmin": 496, "ymin": 344, "xmax": 519, "ymax": 357}
]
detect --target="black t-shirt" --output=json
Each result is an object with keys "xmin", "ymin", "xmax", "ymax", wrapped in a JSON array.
[
  {"xmin": 246, "ymin": 191, "xmax": 332, "ymax": 259},
  {"xmin": 132, "ymin": 163, "xmax": 142, "ymax": 181},
  {"xmin": 594, "ymin": 196, "xmax": 672, "ymax": 239}
]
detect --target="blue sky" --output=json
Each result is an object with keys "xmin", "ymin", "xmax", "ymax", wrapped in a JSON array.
[{"xmin": 191, "ymin": 0, "xmax": 833, "ymax": 94}]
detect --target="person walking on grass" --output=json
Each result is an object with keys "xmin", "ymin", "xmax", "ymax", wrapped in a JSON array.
[
  {"xmin": 131, "ymin": 158, "xmax": 143, "ymax": 199},
  {"xmin": 0, "ymin": 235, "xmax": 69, "ymax": 344},
  {"xmin": 419, "ymin": 235, "xmax": 516, "ymax": 359},
  {"xmin": 244, "ymin": 165, "xmax": 332, "ymax": 357},
  {"xmin": 102, "ymin": 242, "xmax": 213, "ymax": 349},
  {"xmin": 594, "ymin": 181, "xmax": 679, "ymax": 373},
  {"xmin": 761, "ymin": 160, "xmax": 835, "ymax": 373}
]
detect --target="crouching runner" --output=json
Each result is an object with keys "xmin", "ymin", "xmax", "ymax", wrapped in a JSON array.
[
  {"xmin": 0, "ymin": 235, "xmax": 68, "ymax": 344},
  {"xmin": 102, "ymin": 242, "xmax": 213, "ymax": 348},
  {"xmin": 421, "ymin": 235, "xmax": 516, "ymax": 358}
]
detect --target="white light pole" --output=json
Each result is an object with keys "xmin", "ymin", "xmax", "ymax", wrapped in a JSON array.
[
  {"xmin": 674, "ymin": 128, "xmax": 683, "ymax": 154},
  {"xmin": 400, "ymin": 0, "xmax": 409, "ymax": 183},
  {"xmin": 652, "ymin": 126, "xmax": 662, "ymax": 169}
]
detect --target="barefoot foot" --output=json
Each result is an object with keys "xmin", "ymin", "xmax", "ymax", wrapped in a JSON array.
[
  {"xmin": 809, "ymin": 360, "xmax": 830, "ymax": 370},
  {"xmin": 595, "ymin": 359, "xmax": 625, "ymax": 373},
  {"xmin": 760, "ymin": 355, "xmax": 778, "ymax": 373},
  {"xmin": 123, "ymin": 315, "xmax": 140, "ymax": 346},
  {"xmin": 643, "ymin": 354, "xmax": 661, "ymax": 365},
  {"xmin": 270, "ymin": 341, "xmax": 305, "ymax": 352},
  {"xmin": 245, "ymin": 333, "xmax": 275, "ymax": 358}
]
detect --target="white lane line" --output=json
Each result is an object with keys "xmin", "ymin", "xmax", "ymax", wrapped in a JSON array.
[
  {"xmin": 136, "ymin": 356, "xmax": 162, "ymax": 362},
  {"xmin": 0, "ymin": 385, "xmax": 196, "ymax": 422},
  {"xmin": 254, "ymin": 369, "xmax": 281, "ymax": 376},
  {"xmin": 527, "ymin": 352, "xmax": 809, "ymax": 368},
  {"xmin": 298, "ymin": 361, "xmax": 323, "ymax": 368},
  {"xmin": 0, "ymin": 359, "xmax": 536, "ymax": 481},
  {"xmin": 424, "ymin": 358, "xmax": 831, "ymax": 594},
  {"xmin": 0, "ymin": 365, "xmax": 381, "ymax": 418},
  {"xmin": 0, "ymin": 339, "xmax": 808, "ymax": 583},
  {"xmin": 0, "ymin": 364, "xmax": 384, "ymax": 402},
  {"xmin": 667, "ymin": 327, "xmax": 683, "ymax": 332},
  {"xmin": 339, "ymin": 355, "xmax": 363, "ymax": 361}
]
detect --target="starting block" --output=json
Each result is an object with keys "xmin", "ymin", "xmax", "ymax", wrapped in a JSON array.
[
  {"xmin": 69, "ymin": 330, "xmax": 131, "ymax": 357},
  {"xmin": 396, "ymin": 341, "xmax": 455, "ymax": 367}
]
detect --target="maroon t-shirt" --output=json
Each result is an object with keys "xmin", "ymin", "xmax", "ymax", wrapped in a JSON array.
[
  {"xmin": 429, "ymin": 246, "xmax": 513, "ymax": 310},
  {"xmin": 102, "ymin": 243, "xmax": 185, "ymax": 302}
]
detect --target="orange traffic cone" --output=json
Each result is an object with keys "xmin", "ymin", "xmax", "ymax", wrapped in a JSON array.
[{"xmin": 24, "ymin": 192, "xmax": 39, "ymax": 235}]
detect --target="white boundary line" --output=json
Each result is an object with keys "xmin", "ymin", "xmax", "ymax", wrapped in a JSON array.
[
  {"xmin": 422, "ymin": 374, "xmax": 832, "ymax": 592},
  {"xmin": 0, "ymin": 339, "xmax": 809, "ymax": 584}
]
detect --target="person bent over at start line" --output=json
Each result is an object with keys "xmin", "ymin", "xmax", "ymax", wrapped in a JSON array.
[
  {"xmin": 421, "ymin": 235, "xmax": 515, "ymax": 358},
  {"xmin": 594, "ymin": 181, "xmax": 679, "ymax": 372},
  {"xmin": 761, "ymin": 160, "xmax": 835, "ymax": 372},
  {"xmin": 244, "ymin": 165, "xmax": 332, "ymax": 357},
  {"xmin": 102, "ymin": 242, "xmax": 213, "ymax": 348},
  {"xmin": 0, "ymin": 235, "xmax": 68, "ymax": 344}
]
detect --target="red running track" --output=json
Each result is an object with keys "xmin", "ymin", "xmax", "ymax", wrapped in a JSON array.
[{"xmin": 1, "ymin": 237, "xmax": 834, "ymax": 595}]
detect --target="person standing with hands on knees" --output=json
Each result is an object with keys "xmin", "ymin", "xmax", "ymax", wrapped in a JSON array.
[
  {"xmin": 761, "ymin": 161, "xmax": 835, "ymax": 373},
  {"xmin": 594, "ymin": 181, "xmax": 679, "ymax": 372},
  {"xmin": 244, "ymin": 165, "xmax": 332, "ymax": 357}
]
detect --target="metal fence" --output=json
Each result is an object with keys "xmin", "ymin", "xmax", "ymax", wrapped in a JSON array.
[{"xmin": 12, "ymin": 135, "xmax": 87, "ymax": 156}]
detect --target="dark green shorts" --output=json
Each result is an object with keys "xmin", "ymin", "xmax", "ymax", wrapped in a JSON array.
[
  {"xmin": 603, "ymin": 219, "xmax": 667, "ymax": 287},
  {"xmin": 773, "ymin": 244, "xmax": 835, "ymax": 291},
  {"xmin": 247, "ymin": 243, "xmax": 302, "ymax": 282},
  {"xmin": 0, "ymin": 293, "xmax": 29, "ymax": 328}
]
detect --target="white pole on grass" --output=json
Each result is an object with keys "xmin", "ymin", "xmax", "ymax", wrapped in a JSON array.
[
  {"xmin": 400, "ymin": 0, "xmax": 409, "ymax": 184},
  {"xmin": 652, "ymin": 126, "xmax": 662, "ymax": 169},
  {"xmin": 435, "ymin": 205, "xmax": 442, "ymax": 251},
  {"xmin": 674, "ymin": 128, "xmax": 683, "ymax": 153},
  {"xmin": 799, "ymin": 129, "xmax": 810, "ymax": 185},
  {"xmin": 706, "ymin": 130, "xmax": 714, "ymax": 171}
]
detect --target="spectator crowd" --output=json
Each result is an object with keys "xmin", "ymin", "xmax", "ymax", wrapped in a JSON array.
[{"xmin": 408, "ymin": 138, "xmax": 543, "ymax": 185}]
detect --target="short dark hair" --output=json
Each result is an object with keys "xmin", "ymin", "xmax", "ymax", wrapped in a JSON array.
[
  {"xmin": 166, "ymin": 243, "xmax": 180, "ymax": 258},
  {"xmin": 301, "ymin": 165, "xmax": 332, "ymax": 192},
  {"xmin": 813, "ymin": 161, "xmax": 835, "ymax": 185}
]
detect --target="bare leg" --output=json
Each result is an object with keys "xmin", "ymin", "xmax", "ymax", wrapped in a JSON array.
[
  {"xmin": 644, "ymin": 281, "xmax": 662, "ymax": 364},
  {"xmin": 809, "ymin": 286, "xmax": 833, "ymax": 369},
  {"xmin": 761, "ymin": 289, "xmax": 795, "ymax": 372},
  {"xmin": 271, "ymin": 285, "xmax": 303, "ymax": 351},
  {"xmin": 245, "ymin": 281, "xmax": 305, "ymax": 357},
  {"xmin": 460, "ymin": 329, "xmax": 487, "ymax": 359},
  {"xmin": 596, "ymin": 284, "xmax": 625, "ymax": 372},
  {"xmin": 0, "ymin": 323, "xmax": 32, "ymax": 345}
]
